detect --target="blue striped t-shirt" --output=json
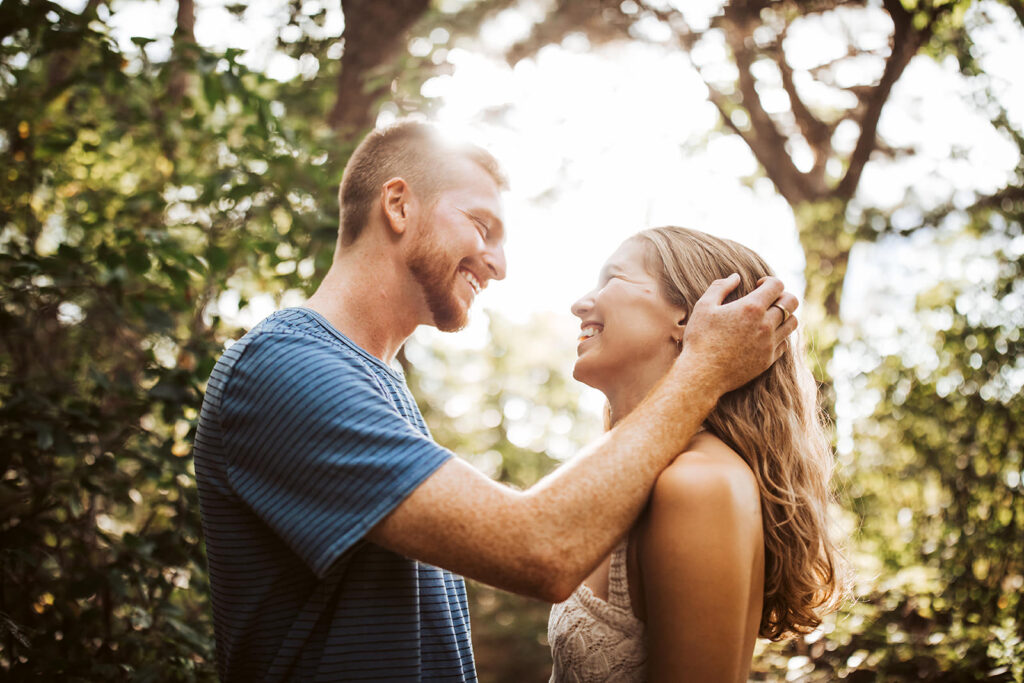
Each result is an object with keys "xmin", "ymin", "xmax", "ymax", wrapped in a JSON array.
[{"xmin": 193, "ymin": 307, "xmax": 475, "ymax": 681}]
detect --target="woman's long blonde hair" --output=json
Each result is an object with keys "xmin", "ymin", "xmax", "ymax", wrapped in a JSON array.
[{"xmin": 636, "ymin": 226, "xmax": 847, "ymax": 640}]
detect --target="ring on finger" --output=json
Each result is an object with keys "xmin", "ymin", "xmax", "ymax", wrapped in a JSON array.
[{"xmin": 769, "ymin": 302, "xmax": 790, "ymax": 324}]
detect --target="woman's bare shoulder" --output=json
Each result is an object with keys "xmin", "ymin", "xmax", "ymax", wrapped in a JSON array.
[{"xmin": 649, "ymin": 432, "xmax": 762, "ymax": 525}]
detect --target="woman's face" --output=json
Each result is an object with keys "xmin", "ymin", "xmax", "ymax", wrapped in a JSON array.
[{"xmin": 571, "ymin": 238, "xmax": 686, "ymax": 394}]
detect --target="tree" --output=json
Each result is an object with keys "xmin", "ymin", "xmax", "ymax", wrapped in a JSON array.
[
  {"xmin": 461, "ymin": 0, "xmax": 1018, "ymax": 410},
  {"xmin": 0, "ymin": 0, "xmax": 476, "ymax": 675},
  {"xmin": 744, "ymin": 195, "xmax": 1024, "ymax": 683}
]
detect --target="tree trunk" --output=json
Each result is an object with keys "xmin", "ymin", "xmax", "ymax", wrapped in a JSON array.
[
  {"xmin": 328, "ymin": 0, "xmax": 431, "ymax": 135},
  {"xmin": 168, "ymin": 0, "xmax": 196, "ymax": 103},
  {"xmin": 794, "ymin": 199, "xmax": 854, "ymax": 418}
]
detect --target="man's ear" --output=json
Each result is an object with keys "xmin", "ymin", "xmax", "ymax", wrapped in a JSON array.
[{"xmin": 380, "ymin": 177, "xmax": 414, "ymax": 235}]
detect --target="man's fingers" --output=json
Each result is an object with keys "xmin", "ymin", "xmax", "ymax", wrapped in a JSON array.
[
  {"xmin": 774, "ymin": 313, "xmax": 798, "ymax": 360},
  {"xmin": 697, "ymin": 273, "xmax": 741, "ymax": 307},
  {"xmin": 776, "ymin": 292, "xmax": 799, "ymax": 315},
  {"xmin": 767, "ymin": 294, "xmax": 799, "ymax": 327},
  {"xmin": 744, "ymin": 276, "xmax": 785, "ymax": 308},
  {"xmin": 774, "ymin": 339, "xmax": 790, "ymax": 363}
]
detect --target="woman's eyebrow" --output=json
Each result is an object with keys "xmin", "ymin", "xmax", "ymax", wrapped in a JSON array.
[{"xmin": 599, "ymin": 264, "xmax": 623, "ymax": 281}]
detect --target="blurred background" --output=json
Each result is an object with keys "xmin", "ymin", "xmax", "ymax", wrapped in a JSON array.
[{"xmin": 1, "ymin": 0, "xmax": 1022, "ymax": 680}]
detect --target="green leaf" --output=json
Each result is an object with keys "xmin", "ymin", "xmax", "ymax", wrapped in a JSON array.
[
  {"xmin": 125, "ymin": 244, "xmax": 150, "ymax": 274},
  {"xmin": 207, "ymin": 245, "xmax": 228, "ymax": 272}
]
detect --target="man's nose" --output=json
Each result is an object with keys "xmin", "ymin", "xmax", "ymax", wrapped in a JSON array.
[{"xmin": 483, "ymin": 244, "xmax": 507, "ymax": 281}]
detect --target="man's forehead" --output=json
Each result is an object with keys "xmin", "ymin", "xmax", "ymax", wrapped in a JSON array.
[
  {"xmin": 443, "ymin": 154, "xmax": 503, "ymax": 190},
  {"xmin": 442, "ymin": 172, "xmax": 504, "ymax": 214}
]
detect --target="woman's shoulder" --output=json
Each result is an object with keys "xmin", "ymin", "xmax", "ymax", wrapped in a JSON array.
[
  {"xmin": 634, "ymin": 431, "xmax": 765, "ymax": 622},
  {"xmin": 649, "ymin": 431, "xmax": 762, "ymax": 527}
]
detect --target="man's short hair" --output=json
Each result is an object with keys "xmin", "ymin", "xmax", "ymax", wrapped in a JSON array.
[{"xmin": 338, "ymin": 120, "xmax": 508, "ymax": 246}]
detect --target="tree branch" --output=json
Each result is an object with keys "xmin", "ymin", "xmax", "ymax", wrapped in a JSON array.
[
  {"xmin": 836, "ymin": 0, "xmax": 947, "ymax": 199},
  {"xmin": 864, "ymin": 185, "xmax": 1024, "ymax": 239},
  {"xmin": 505, "ymin": 0, "xmax": 630, "ymax": 66},
  {"xmin": 772, "ymin": 40, "xmax": 829, "ymax": 143},
  {"xmin": 720, "ymin": 7, "xmax": 813, "ymax": 204},
  {"xmin": 703, "ymin": 80, "xmax": 760, "ymax": 151},
  {"xmin": 771, "ymin": 28, "xmax": 833, "ymax": 185},
  {"xmin": 1007, "ymin": 0, "xmax": 1024, "ymax": 28}
]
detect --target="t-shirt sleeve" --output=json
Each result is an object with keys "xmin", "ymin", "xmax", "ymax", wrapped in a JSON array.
[{"xmin": 218, "ymin": 331, "xmax": 452, "ymax": 578}]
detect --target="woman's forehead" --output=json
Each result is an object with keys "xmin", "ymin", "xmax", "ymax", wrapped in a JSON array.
[
  {"xmin": 606, "ymin": 237, "xmax": 646, "ymax": 264},
  {"xmin": 603, "ymin": 237, "xmax": 656, "ymax": 274}
]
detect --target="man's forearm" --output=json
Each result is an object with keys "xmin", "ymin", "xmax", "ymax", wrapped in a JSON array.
[
  {"xmin": 520, "ymin": 354, "xmax": 721, "ymax": 598},
  {"xmin": 368, "ymin": 354, "xmax": 722, "ymax": 602}
]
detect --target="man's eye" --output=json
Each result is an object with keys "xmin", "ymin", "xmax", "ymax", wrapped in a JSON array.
[{"xmin": 465, "ymin": 213, "xmax": 489, "ymax": 238}]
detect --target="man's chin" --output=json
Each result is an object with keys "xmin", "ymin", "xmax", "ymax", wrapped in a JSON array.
[
  {"xmin": 435, "ymin": 317, "xmax": 468, "ymax": 333},
  {"xmin": 431, "ymin": 301, "xmax": 469, "ymax": 333}
]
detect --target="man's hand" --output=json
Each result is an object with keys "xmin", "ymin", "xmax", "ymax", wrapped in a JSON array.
[{"xmin": 678, "ymin": 274, "xmax": 799, "ymax": 395}]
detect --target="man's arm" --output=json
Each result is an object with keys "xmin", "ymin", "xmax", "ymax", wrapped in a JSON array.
[{"xmin": 368, "ymin": 275, "xmax": 798, "ymax": 602}]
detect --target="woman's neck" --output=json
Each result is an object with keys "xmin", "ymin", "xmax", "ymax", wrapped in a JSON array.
[{"xmin": 605, "ymin": 371, "xmax": 663, "ymax": 428}]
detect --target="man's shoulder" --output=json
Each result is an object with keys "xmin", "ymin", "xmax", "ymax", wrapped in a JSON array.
[
  {"xmin": 244, "ymin": 307, "xmax": 337, "ymax": 346},
  {"xmin": 207, "ymin": 309, "xmax": 388, "ymax": 404},
  {"xmin": 227, "ymin": 308, "xmax": 370, "ymax": 368}
]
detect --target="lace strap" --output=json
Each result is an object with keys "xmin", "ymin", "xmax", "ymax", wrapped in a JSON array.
[{"xmin": 607, "ymin": 538, "xmax": 633, "ymax": 610}]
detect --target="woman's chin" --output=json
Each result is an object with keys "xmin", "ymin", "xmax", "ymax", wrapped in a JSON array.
[{"xmin": 572, "ymin": 359, "xmax": 605, "ymax": 391}]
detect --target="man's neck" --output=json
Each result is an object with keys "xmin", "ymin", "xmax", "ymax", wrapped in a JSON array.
[{"xmin": 304, "ymin": 247, "xmax": 424, "ymax": 364}]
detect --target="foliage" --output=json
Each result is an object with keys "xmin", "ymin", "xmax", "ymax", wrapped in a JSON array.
[
  {"xmin": 0, "ymin": 2, "xmax": 342, "ymax": 677},
  {"xmin": 746, "ymin": 229, "xmax": 1024, "ymax": 681}
]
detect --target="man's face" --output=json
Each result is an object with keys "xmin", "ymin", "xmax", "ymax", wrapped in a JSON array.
[{"xmin": 407, "ymin": 157, "xmax": 506, "ymax": 332}]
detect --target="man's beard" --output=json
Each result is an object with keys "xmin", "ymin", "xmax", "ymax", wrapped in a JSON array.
[{"xmin": 407, "ymin": 231, "xmax": 468, "ymax": 332}]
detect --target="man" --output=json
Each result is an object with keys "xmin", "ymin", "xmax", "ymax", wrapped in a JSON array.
[{"xmin": 193, "ymin": 121, "xmax": 799, "ymax": 681}]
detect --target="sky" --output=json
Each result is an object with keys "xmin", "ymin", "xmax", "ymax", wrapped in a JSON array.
[{"xmin": 96, "ymin": 0, "xmax": 1024, "ymax": 431}]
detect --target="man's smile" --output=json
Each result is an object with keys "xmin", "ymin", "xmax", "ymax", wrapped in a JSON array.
[{"xmin": 459, "ymin": 267, "xmax": 482, "ymax": 295}]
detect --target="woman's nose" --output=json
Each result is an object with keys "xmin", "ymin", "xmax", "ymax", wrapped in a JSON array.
[{"xmin": 571, "ymin": 291, "xmax": 594, "ymax": 318}]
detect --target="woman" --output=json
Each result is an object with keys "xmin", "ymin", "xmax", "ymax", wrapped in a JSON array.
[{"xmin": 547, "ymin": 227, "xmax": 847, "ymax": 682}]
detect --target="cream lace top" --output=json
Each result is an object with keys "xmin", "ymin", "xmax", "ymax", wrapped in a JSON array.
[{"xmin": 547, "ymin": 539, "xmax": 647, "ymax": 682}]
